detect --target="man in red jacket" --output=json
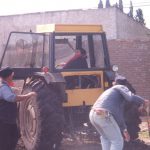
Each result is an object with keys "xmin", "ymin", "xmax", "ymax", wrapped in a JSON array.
[{"xmin": 63, "ymin": 48, "xmax": 88, "ymax": 69}]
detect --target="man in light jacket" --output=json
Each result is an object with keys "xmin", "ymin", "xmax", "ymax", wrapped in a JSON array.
[{"xmin": 89, "ymin": 75, "xmax": 149, "ymax": 150}]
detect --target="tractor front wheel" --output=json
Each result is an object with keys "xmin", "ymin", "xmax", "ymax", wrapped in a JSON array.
[{"xmin": 19, "ymin": 80, "xmax": 64, "ymax": 150}]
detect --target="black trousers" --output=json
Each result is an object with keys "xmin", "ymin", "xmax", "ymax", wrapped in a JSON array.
[{"xmin": 0, "ymin": 121, "xmax": 20, "ymax": 150}]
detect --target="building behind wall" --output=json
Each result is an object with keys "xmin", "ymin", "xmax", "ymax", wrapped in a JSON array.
[{"xmin": 0, "ymin": 7, "xmax": 150, "ymax": 98}]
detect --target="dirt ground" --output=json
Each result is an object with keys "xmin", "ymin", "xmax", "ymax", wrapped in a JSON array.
[
  {"xmin": 16, "ymin": 136, "xmax": 150, "ymax": 150},
  {"xmin": 16, "ymin": 120, "xmax": 150, "ymax": 150},
  {"xmin": 60, "ymin": 126, "xmax": 150, "ymax": 150}
]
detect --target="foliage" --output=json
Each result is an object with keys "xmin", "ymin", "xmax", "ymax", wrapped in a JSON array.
[
  {"xmin": 119, "ymin": 0, "xmax": 123, "ymax": 11},
  {"xmin": 114, "ymin": 2, "xmax": 118, "ymax": 8},
  {"xmin": 135, "ymin": 8, "xmax": 145, "ymax": 25},
  {"xmin": 128, "ymin": 0, "xmax": 133, "ymax": 18},
  {"xmin": 97, "ymin": 0, "xmax": 146, "ymax": 26},
  {"xmin": 106, "ymin": 0, "xmax": 111, "ymax": 8},
  {"xmin": 98, "ymin": 0, "xmax": 103, "ymax": 8}
]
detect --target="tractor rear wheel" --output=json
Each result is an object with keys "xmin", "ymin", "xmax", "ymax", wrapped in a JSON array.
[
  {"xmin": 124, "ymin": 102, "xmax": 141, "ymax": 141},
  {"xmin": 124, "ymin": 81, "xmax": 141, "ymax": 141},
  {"xmin": 19, "ymin": 79, "xmax": 64, "ymax": 150}
]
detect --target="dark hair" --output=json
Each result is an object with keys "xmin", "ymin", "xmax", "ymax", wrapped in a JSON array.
[
  {"xmin": 0, "ymin": 67, "xmax": 14, "ymax": 78},
  {"xmin": 115, "ymin": 75, "xmax": 127, "ymax": 85},
  {"xmin": 79, "ymin": 48, "xmax": 86, "ymax": 55}
]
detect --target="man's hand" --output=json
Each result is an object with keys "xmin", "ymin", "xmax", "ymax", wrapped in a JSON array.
[
  {"xmin": 144, "ymin": 100, "xmax": 150, "ymax": 107},
  {"xmin": 123, "ymin": 129, "xmax": 130, "ymax": 142},
  {"xmin": 144, "ymin": 100, "xmax": 150, "ymax": 112},
  {"xmin": 16, "ymin": 92, "xmax": 37, "ymax": 102},
  {"xmin": 138, "ymin": 104, "xmax": 145, "ymax": 113},
  {"xmin": 138, "ymin": 100, "xmax": 150, "ymax": 113},
  {"xmin": 26, "ymin": 92, "xmax": 37, "ymax": 98}
]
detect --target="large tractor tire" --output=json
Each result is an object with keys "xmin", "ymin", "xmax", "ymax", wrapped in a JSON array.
[
  {"xmin": 19, "ymin": 79, "xmax": 64, "ymax": 150},
  {"xmin": 124, "ymin": 81, "xmax": 141, "ymax": 141},
  {"xmin": 124, "ymin": 102, "xmax": 141, "ymax": 140}
]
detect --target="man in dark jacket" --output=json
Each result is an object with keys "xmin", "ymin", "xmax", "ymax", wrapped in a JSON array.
[
  {"xmin": 63, "ymin": 48, "xmax": 88, "ymax": 69},
  {"xmin": 0, "ymin": 67, "xmax": 36, "ymax": 150}
]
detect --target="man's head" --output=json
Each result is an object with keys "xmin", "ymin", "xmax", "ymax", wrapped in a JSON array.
[
  {"xmin": 114, "ymin": 75, "xmax": 127, "ymax": 86},
  {"xmin": 79, "ymin": 48, "xmax": 87, "ymax": 58},
  {"xmin": 75, "ymin": 48, "xmax": 87, "ymax": 57},
  {"xmin": 0, "ymin": 67, "xmax": 14, "ymax": 81},
  {"xmin": 79, "ymin": 48, "xmax": 86, "ymax": 55}
]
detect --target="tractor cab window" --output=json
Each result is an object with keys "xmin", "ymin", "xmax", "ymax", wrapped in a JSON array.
[
  {"xmin": 1, "ymin": 32, "xmax": 45, "ymax": 68},
  {"xmin": 54, "ymin": 35, "xmax": 78, "ymax": 69},
  {"xmin": 54, "ymin": 33, "xmax": 105, "ymax": 70}
]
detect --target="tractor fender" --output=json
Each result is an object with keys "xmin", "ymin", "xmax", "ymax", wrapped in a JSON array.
[
  {"xmin": 105, "ymin": 70, "xmax": 115, "ymax": 82},
  {"xmin": 33, "ymin": 72, "xmax": 67, "ymax": 102},
  {"xmin": 34, "ymin": 72, "xmax": 65, "ymax": 84}
]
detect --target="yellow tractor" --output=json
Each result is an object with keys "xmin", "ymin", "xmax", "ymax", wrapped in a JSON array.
[{"xmin": 0, "ymin": 24, "xmax": 115, "ymax": 150}]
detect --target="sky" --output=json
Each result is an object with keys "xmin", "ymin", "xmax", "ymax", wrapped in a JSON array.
[{"xmin": 0, "ymin": 0, "xmax": 149, "ymax": 28}]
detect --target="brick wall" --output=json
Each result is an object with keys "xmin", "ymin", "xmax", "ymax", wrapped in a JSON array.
[{"xmin": 108, "ymin": 40, "xmax": 150, "ymax": 98}]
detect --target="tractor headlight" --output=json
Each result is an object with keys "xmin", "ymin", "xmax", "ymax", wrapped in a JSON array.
[{"xmin": 112, "ymin": 65, "xmax": 118, "ymax": 72}]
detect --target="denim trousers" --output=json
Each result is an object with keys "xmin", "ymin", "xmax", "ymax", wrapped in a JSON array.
[
  {"xmin": 89, "ymin": 109, "xmax": 123, "ymax": 150},
  {"xmin": 0, "ymin": 121, "xmax": 20, "ymax": 150}
]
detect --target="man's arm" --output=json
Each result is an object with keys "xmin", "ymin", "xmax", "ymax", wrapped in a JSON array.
[
  {"xmin": 115, "ymin": 85, "xmax": 148, "ymax": 105},
  {"xmin": 0, "ymin": 85, "xmax": 36, "ymax": 102},
  {"xmin": 123, "ymin": 129, "xmax": 130, "ymax": 142},
  {"xmin": 15, "ymin": 92, "xmax": 36, "ymax": 102}
]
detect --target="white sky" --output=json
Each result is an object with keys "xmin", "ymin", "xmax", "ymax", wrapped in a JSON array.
[{"xmin": 0, "ymin": 0, "xmax": 149, "ymax": 28}]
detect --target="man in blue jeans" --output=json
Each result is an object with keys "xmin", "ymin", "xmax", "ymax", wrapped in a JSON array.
[{"xmin": 89, "ymin": 75, "xmax": 149, "ymax": 150}]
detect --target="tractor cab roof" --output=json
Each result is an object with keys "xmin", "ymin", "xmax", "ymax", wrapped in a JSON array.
[{"xmin": 36, "ymin": 24, "xmax": 104, "ymax": 33}]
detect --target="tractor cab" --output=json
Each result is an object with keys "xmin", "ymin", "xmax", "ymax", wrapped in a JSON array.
[{"xmin": 0, "ymin": 24, "xmax": 115, "ymax": 150}]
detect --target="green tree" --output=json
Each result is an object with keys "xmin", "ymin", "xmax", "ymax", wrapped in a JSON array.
[
  {"xmin": 119, "ymin": 0, "xmax": 123, "ymax": 12},
  {"xmin": 128, "ymin": 0, "xmax": 133, "ymax": 17},
  {"xmin": 135, "ymin": 8, "xmax": 145, "ymax": 25},
  {"xmin": 106, "ymin": 0, "xmax": 111, "ymax": 8},
  {"xmin": 98, "ymin": 0, "xmax": 103, "ymax": 8},
  {"xmin": 115, "ymin": 2, "xmax": 118, "ymax": 8}
]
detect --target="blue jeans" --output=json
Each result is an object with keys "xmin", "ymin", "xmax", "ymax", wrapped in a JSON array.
[{"xmin": 89, "ymin": 109, "xmax": 123, "ymax": 150}]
